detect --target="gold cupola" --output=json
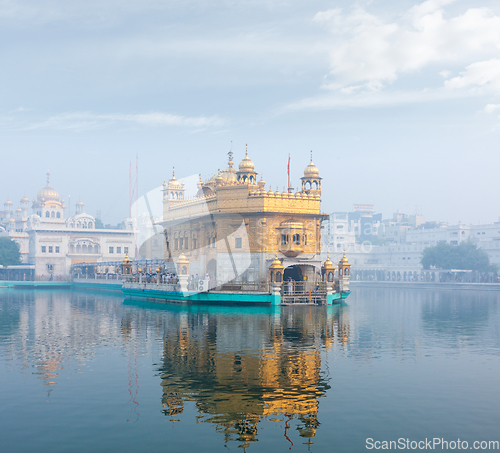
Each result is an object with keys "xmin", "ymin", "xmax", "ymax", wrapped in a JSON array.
[
  {"xmin": 301, "ymin": 151, "xmax": 322, "ymax": 196},
  {"xmin": 37, "ymin": 170, "xmax": 60, "ymax": 202},
  {"xmin": 237, "ymin": 145, "xmax": 257, "ymax": 184}
]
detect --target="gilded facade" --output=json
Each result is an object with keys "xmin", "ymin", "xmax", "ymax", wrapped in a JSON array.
[{"xmin": 161, "ymin": 149, "xmax": 328, "ymax": 283}]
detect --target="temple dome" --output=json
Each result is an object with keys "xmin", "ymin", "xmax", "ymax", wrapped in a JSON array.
[
  {"xmin": 238, "ymin": 152, "xmax": 255, "ymax": 172},
  {"xmin": 303, "ymin": 159, "xmax": 319, "ymax": 178},
  {"xmin": 37, "ymin": 184, "xmax": 60, "ymax": 202}
]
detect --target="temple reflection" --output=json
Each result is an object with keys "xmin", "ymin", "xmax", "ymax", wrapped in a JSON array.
[{"xmin": 158, "ymin": 305, "xmax": 350, "ymax": 448}]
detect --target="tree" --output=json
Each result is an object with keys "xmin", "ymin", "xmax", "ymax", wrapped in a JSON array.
[
  {"xmin": 421, "ymin": 240, "xmax": 495, "ymax": 272},
  {"xmin": 95, "ymin": 218, "xmax": 105, "ymax": 229},
  {"xmin": 0, "ymin": 237, "xmax": 21, "ymax": 266}
]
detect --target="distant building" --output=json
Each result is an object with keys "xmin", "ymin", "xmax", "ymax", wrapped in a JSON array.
[{"xmin": 0, "ymin": 172, "xmax": 135, "ymax": 278}]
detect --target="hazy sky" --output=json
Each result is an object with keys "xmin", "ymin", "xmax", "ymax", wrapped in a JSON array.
[{"xmin": 1, "ymin": 0, "xmax": 500, "ymax": 225}]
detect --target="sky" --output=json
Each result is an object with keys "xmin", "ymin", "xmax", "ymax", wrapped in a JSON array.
[{"xmin": 1, "ymin": 0, "xmax": 500, "ymax": 225}]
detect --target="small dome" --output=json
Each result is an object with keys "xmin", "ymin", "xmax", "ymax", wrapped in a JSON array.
[
  {"xmin": 304, "ymin": 158, "xmax": 319, "ymax": 178},
  {"xmin": 339, "ymin": 252, "xmax": 351, "ymax": 266},
  {"xmin": 21, "ymin": 196, "xmax": 29, "ymax": 203},
  {"xmin": 322, "ymin": 254, "xmax": 335, "ymax": 270},
  {"xmin": 16, "ymin": 207, "xmax": 22, "ymax": 212},
  {"xmin": 9, "ymin": 218, "xmax": 15, "ymax": 223},
  {"xmin": 76, "ymin": 201, "xmax": 84, "ymax": 206},
  {"xmin": 269, "ymin": 253, "xmax": 283, "ymax": 270},
  {"xmin": 4, "ymin": 199, "xmax": 12, "ymax": 206},
  {"xmin": 238, "ymin": 150, "xmax": 255, "ymax": 172}
]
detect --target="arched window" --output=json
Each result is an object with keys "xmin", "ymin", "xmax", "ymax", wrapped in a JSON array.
[
  {"xmin": 306, "ymin": 181, "xmax": 311, "ymax": 190},
  {"xmin": 94, "ymin": 245, "xmax": 99, "ymax": 253},
  {"xmin": 293, "ymin": 234, "xmax": 300, "ymax": 245},
  {"xmin": 181, "ymin": 266, "xmax": 187, "ymax": 275},
  {"xmin": 76, "ymin": 244, "xmax": 81, "ymax": 253},
  {"xmin": 88, "ymin": 222, "xmax": 93, "ymax": 229},
  {"xmin": 82, "ymin": 245, "xmax": 87, "ymax": 253},
  {"xmin": 313, "ymin": 181, "xmax": 318, "ymax": 189},
  {"xmin": 281, "ymin": 234, "xmax": 289, "ymax": 245},
  {"xmin": 328, "ymin": 271, "xmax": 334, "ymax": 282},
  {"xmin": 56, "ymin": 212, "xmax": 61, "ymax": 218},
  {"xmin": 45, "ymin": 211, "xmax": 50, "ymax": 218},
  {"xmin": 70, "ymin": 244, "xmax": 75, "ymax": 253},
  {"xmin": 345, "ymin": 268, "xmax": 349, "ymax": 276},
  {"xmin": 51, "ymin": 211, "xmax": 55, "ymax": 218},
  {"xmin": 276, "ymin": 271, "xmax": 282, "ymax": 282}
]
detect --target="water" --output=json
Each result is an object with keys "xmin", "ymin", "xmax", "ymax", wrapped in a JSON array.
[{"xmin": 1, "ymin": 287, "xmax": 500, "ymax": 452}]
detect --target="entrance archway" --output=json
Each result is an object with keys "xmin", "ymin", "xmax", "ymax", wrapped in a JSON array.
[{"xmin": 284, "ymin": 265, "xmax": 303, "ymax": 282}]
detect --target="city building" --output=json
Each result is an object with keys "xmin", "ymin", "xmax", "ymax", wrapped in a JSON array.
[{"xmin": 1, "ymin": 172, "xmax": 136, "ymax": 278}]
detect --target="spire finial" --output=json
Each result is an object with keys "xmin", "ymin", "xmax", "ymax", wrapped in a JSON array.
[
  {"xmin": 310, "ymin": 150, "xmax": 313, "ymax": 162},
  {"xmin": 228, "ymin": 149, "xmax": 234, "ymax": 167},
  {"xmin": 172, "ymin": 167, "xmax": 175, "ymax": 178},
  {"xmin": 46, "ymin": 169, "xmax": 50, "ymax": 185},
  {"xmin": 245, "ymin": 143, "xmax": 248, "ymax": 156}
]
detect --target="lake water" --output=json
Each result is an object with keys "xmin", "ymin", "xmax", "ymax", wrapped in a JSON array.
[{"xmin": 1, "ymin": 287, "xmax": 500, "ymax": 452}]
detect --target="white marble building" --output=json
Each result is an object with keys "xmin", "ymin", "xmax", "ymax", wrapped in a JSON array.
[{"xmin": 1, "ymin": 172, "xmax": 136, "ymax": 278}]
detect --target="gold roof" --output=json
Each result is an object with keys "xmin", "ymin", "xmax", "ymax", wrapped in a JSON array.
[
  {"xmin": 322, "ymin": 254, "xmax": 335, "ymax": 270},
  {"xmin": 339, "ymin": 252, "xmax": 351, "ymax": 266},
  {"xmin": 238, "ymin": 147, "xmax": 255, "ymax": 172},
  {"xmin": 122, "ymin": 254, "xmax": 131, "ymax": 264},
  {"xmin": 37, "ymin": 184, "xmax": 60, "ymax": 202},
  {"xmin": 279, "ymin": 219, "xmax": 304, "ymax": 230},
  {"xmin": 269, "ymin": 253, "xmax": 283, "ymax": 270},
  {"xmin": 37, "ymin": 171, "xmax": 60, "ymax": 202},
  {"xmin": 4, "ymin": 199, "xmax": 12, "ymax": 206},
  {"xmin": 21, "ymin": 196, "xmax": 29, "ymax": 202},
  {"xmin": 304, "ymin": 159, "xmax": 319, "ymax": 178},
  {"xmin": 177, "ymin": 254, "xmax": 189, "ymax": 265}
]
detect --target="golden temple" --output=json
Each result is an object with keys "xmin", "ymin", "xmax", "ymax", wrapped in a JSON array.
[{"xmin": 160, "ymin": 148, "xmax": 328, "ymax": 284}]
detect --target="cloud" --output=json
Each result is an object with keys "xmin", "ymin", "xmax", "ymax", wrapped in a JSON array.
[
  {"xmin": 11, "ymin": 111, "xmax": 225, "ymax": 131},
  {"xmin": 485, "ymin": 104, "xmax": 500, "ymax": 113},
  {"xmin": 313, "ymin": 1, "xmax": 500, "ymax": 92},
  {"xmin": 282, "ymin": 87, "xmax": 475, "ymax": 112},
  {"xmin": 444, "ymin": 59, "xmax": 500, "ymax": 92}
]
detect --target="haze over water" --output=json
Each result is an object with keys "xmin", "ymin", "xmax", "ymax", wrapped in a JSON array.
[{"xmin": 1, "ymin": 287, "xmax": 500, "ymax": 452}]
